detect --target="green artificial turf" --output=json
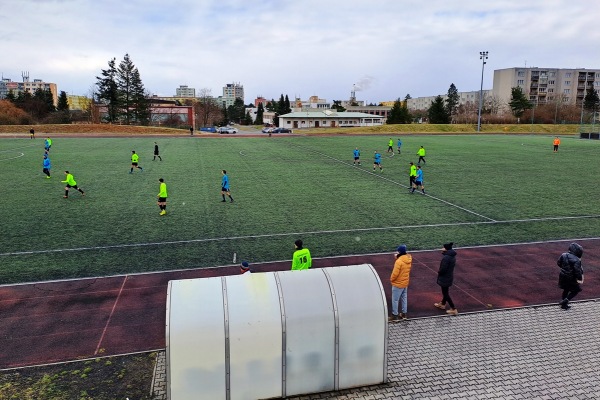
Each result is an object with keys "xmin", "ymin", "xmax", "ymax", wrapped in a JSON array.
[{"xmin": 2, "ymin": 134, "xmax": 599, "ymax": 284}]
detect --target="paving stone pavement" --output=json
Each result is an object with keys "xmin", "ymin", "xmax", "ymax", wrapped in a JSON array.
[{"xmin": 153, "ymin": 300, "xmax": 600, "ymax": 400}]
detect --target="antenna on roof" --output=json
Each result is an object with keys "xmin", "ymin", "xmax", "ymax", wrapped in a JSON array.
[{"xmin": 21, "ymin": 71, "xmax": 29, "ymax": 82}]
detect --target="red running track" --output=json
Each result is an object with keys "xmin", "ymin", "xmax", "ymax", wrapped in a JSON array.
[{"xmin": 1, "ymin": 238, "xmax": 599, "ymax": 369}]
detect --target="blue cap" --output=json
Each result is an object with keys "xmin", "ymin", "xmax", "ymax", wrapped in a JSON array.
[
  {"xmin": 397, "ymin": 245, "xmax": 407, "ymax": 255},
  {"xmin": 241, "ymin": 261, "xmax": 250, "ymax": 270}
]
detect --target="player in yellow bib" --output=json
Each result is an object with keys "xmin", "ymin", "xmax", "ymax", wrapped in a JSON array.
[
  {"xmin": 130, "ymin": 150, "xmax": 144, "ymax": 173},
  {"xmin": 292, "ymin": 239, "xmax": 312, "ymax": 270},
  {"xmin": 157, "ymin": 178, "xmax": 168, "ymax": 215},
  {"xmin": 61, "ymin": 171, "xmax": 85, "ymax": 198}
]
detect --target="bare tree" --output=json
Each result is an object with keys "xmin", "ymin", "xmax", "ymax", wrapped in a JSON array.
[{"xmin": 195, "ymin": 88, "xmax": 222, "ymax": 128}]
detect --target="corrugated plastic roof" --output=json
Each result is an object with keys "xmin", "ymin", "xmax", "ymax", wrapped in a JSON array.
[{"xmin": 280, "ymin": 111, "xmax": 384, "ymax": 118}]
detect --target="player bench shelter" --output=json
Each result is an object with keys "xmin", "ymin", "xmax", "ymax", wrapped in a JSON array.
[{"xmin": 166, "ymin": 264, "xmax": 388, "ymax": 400}]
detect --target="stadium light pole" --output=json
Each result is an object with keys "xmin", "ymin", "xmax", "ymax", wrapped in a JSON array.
[{"xmin": 477, "ymin": 51, "xmax": 488, "ymax": 132}]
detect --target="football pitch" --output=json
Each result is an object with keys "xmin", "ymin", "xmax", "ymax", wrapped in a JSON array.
[{"xmin": 2, "ymin": 134, "xmax": 600, "ymax": 285}]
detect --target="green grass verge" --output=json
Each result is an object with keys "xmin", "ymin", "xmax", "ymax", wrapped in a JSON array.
[{"xmin": 2, "ymin": 134, "xmax": 599, "ymax": 284}]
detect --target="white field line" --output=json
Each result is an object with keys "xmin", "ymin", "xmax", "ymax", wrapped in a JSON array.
[
  {"xmin": 4, "ymin": 236, "xmax": 600, "ymax": 288},
  {"xmin": 0, "ymin": 152, "xmax": 24, "ymax": 161},
  {"xmin": 0, "ymin": 142, "xmax": 39, "ymax": 153},
  {"xmin": 1, "ymin": 214, "xmax": 599, "ymax": 257},
  {"xmin": 294, "ymin": 144, "xmax": 497, "ymax": 222}
]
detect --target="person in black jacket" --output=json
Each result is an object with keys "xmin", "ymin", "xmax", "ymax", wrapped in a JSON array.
[
  {"xmin": 557, "ymin": 242, "xmax": 584, "ymax": 310},
  {"xmin": 434, "ymin": 242, "xmax": 458, "ymax": 315}
]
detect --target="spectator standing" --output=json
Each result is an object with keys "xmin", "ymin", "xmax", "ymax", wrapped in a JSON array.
[
  {"xmin": 190, "ymin": 126, "xmax": 194, "ymax": 136},
  {"xmin": 417, "ymin": 145, "xmax": 426, "ymax": 164},
  {"xmin": 434, "ymin": 242, "xmax": 458, "ymax": 315},
  {"xmin": 292, "ymin": 239, "xmax": 312, "ymax": 270},
  {"xmin": 29, "ymin": 128, "xmax": 35, "ymax": 139},
  {"xmin": 389, "ymin": 245, "xmax": 413, "ymax": 322},
  {"xmin": 557, "ymin": 243, "xmax": 584, "ymax": 310}
]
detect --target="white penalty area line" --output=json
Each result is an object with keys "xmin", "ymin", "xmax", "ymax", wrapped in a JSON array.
[
  {"xmin": 293, "ymin": 142, "xmax": 496, "ymax": 222},
  {"xmin": 2, "ymin": 214, "xmax": 599, "ymax": 258},
  {"xmin": 0, "ymin": 142, "xmax": 40, "ymax": 153}
]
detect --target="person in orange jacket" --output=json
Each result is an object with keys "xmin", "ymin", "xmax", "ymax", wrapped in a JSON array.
[
  {"xmin": 389, "ymin": 245, "xmax": 413, "ymax": 322},
  {"xmin": 553, "ymin": 136, "xmax": 561, "ymax": 152}
]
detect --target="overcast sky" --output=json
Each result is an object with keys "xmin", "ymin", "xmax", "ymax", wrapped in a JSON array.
[{"xmin": 2, "ymin": 0, "xmax": 599, "ymax": 104}]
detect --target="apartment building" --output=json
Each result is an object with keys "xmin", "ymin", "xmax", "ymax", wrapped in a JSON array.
[
  {"xmin": 407, "ymin": 90, "xmax": 491, "ymax": 111},
  {"xmin": 493, "ymin": 67, "xmax": 600, "ymax": 107},
  {"xmin": 221, "ymin": 82, "xmax": 244, "ymax": 108},
  {"xmin": 175, "ymin": 85, "xmax": 196, "ymax": 97},
  {"xmin": 0, "ymin": 76, "xmax": 58, "ymax": 105}
]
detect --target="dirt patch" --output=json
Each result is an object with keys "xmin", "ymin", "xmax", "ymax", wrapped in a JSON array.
[{"xmin": 0, "ymin": 352, "xmax": 157, "ymax": 400}]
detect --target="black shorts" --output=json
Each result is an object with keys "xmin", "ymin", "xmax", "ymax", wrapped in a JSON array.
[
  {"xmin": 221, "ymin": 186, "xmax": 229, "ymax": 192},
  {"xmin": 154, "ymin": 151, "xmax": 159, "ymax": 155},
  {"xmin": 415, "ymin": 180, "xmax": 423, "ymax": 186},
  {"xmin": 132, "ymin": 162, "xmax": 138, "ymax": 166},
  {"xmin": 158, "ymin": 197, "xmax": 167, "ymax": 202},
  {"xmin": 354, "ymin": 157, "xmax": 359, "ymax": 160},
  {"xmin": 66, "ymin": 184, "xmax": 78, "ymax": 189},
  {"xmin": 374, "ymin": 162, "xmax": 380, "ymax": 165}
]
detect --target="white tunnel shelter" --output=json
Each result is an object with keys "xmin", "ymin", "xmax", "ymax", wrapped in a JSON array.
[{"xmin": 166, "ymin": 264, "xmax": 388, "ymax": 400}]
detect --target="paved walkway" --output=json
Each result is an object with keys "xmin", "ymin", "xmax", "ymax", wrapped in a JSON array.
[{"xmin": 152, "ymin": 300, "xmax": 600, "ymax": 399}]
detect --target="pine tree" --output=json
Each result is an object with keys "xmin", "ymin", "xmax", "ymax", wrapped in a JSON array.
[
  {"xmin": 56, "ymin": 90, "xmax": 71, "ymax": 123},
  {"xmin": 509, "ymin": 86, "xmax": 532, "ymax": 119},
  {"xmin": 116, "ymin": 53, "xmax": 136, "ymax": 124},
  {"xmin": 584, "ymin": 88, "xmax": 600, "ymax": 112},
  {"xmin": 96, "ymin": 58, "xmax": 120, "ymax": 123},
  {"xmin": 277, "ymin": 94, "xmax": 285, "ymax": 115},
  {"xmin": 255, "ymin": 103, "xmax": 264, "ymax": 125},
  {"xmin": 284, "ymin": 95, "xmax": 291, "ymax": 114},
  {"xmin": 445, "ymin": 83, "xmax": 459, "ymax": 120},
  {"xmin": 428, "ymin": 95, "xmax": 450, "ymax": 123},
  {"xmin": 130, "ymin": 67, "xmax": 149, "ymax": 125},
  {"xmin": 57, "ymin": 91, "xmax": 69, "ymax": 111}
]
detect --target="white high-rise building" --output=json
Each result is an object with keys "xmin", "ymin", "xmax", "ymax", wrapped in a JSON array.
[
  {"xmin": 221, "ymin": 82, "xmax": 244, "ymax": 108},
  {"xmin": 175, "ymin": 85, "xmax": 196, "ymax": 97}
]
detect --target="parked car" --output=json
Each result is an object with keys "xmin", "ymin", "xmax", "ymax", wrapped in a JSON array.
[
  {"xmin": 272, "ymin": 127, "xmax": 292, "ymax": 133},
  {"xmin": 200, "ymin": 126, "xmax": 217, "ymax": 133},
  {"xmin": 262, "ymin": 127, "xmax": 274, "ymax": 133},
  {"xmin": 218, "ymin": 127, "xmax": 238, "ymax": 134}
]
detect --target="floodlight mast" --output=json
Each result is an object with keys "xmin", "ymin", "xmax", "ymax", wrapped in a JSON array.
[{"xmin": 477, "ymin": 51, "xmax": 488, "ymax": 132}]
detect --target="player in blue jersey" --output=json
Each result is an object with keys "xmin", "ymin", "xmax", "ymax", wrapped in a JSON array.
[
  {"xmin": 221, "ymin": 170, "xmax": 234, "ymax": 203},
  {"xmin": 411, "ymin": 165, "xmax": 425, "ymax": 194},
  {"xmin": 42, "ymin": 153, "xmax": 51, "ymax": 178},
  {"xmin": 397, "ymin": 138, "xmax": 402, "ymax": 155},
  {"xmin": 373, "ymin": 150, "xmax": 382, "ymax": 172},
  {"xmin": 353, "ymin": 147, "xmax": 361, "ymax": 166}
]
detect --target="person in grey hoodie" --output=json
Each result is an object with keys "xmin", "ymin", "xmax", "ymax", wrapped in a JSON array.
[
  {"xmin": 557, "ymin": 242, "xmax": 584, "ymax": 310},
  {"xmin": 434, "ymin": 242, "xmax": 458, "ymax": 315}
]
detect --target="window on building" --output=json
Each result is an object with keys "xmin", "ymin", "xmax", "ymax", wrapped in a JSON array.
[
  {"xmin": 549, "ymin": 80, "xmax": 555, "ymax": 85},
  {"xmin": 539, "ymin": 88, "xmax": 546, "ymax": 92},
  {"xmin": 517, "ymin": 79, "xmax": 524, "ymax": 85},
  {"xmin": 563, "ymin": 97, "xmax": 569, "ymax": 102},
  {"xmin": 565, "ymin": 81, "xmax": 571, "ymax": 85},
  {"xmin": 548, "ymin": 88, "xmax": 554, "ymax": 93},
  {"xmin": 565, "ymin": 72, "xmax": 572, "ymax": 78},
  {"xmin": 550, "ymin": 72, "xmax": 556, "ymax": 77},
  {"xmin": 564, "ymin": 89, "xmax": 570, "ymax": 94},
  {"xmin": 518, "ymin": 71, "xmax": 525, "ymax": 77}
]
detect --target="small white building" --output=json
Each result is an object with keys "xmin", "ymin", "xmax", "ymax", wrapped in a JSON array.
[{"xmin": 279, "ymin": 110, "xmax": 384, "ymax": 129}]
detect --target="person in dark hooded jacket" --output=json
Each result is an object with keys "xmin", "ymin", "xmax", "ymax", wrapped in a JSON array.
[
  {"xmin": 434, "ymin": 242, "xmax": 458, "ymax": 315},
  {"xmin": 557, "ymin": 242, "xmax": 584, "ymax": 310}
]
